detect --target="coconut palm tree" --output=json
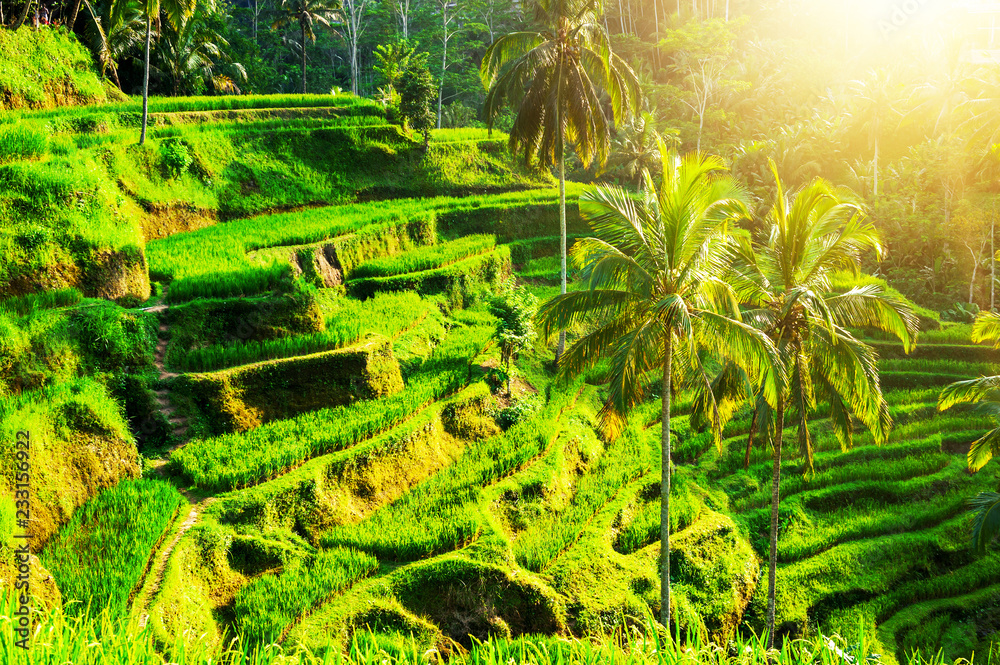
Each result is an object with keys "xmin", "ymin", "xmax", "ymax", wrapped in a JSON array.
[
  {"xmin": 480, "ymin": 0, "xmax": 641, "ymax": 359},
  {"xmin": 536, "ymin": 145, "xmax": 783, "ymax": 632},
  {"xmin": 271, "ymin": 0, "xmax": 341, "ymax": 95},
  {"xmin": 111, "ymin": 0, "xmax": 198, "ymax": 144},
  {"xmin": 733, "ymin": 163, "xmax": 918, "ymax": 646},
  {"xmin": 157, "ymin": 5, "xmax": 246, "ymax": 96}
]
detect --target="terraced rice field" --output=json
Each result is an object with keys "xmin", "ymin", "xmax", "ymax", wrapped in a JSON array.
[{"xmin": 16, "ymin": 107, "xmax": 998, "ymax": 665}]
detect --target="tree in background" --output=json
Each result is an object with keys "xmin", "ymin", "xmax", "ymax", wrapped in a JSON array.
[
  {"xmin": 271, "ymin": 0, "xmax": 341, "ymax": 94},
  {"xmin": 157, "ymin": 3, "xmax": 246, "ymax": 96},
  {"xmin": 480, "ymin": 0, "xmax": 641, "ymax": 360},
  {"xmin": 398, "ymin": 51, "xmax": 435, "ymax": 146},
  {"xmin": 435, "ymin": 0, "xmax": 462, "ymax": 129},
  {"xmin": 341, "ymin": 0, "xmax": 372, "ymax": 95},
  {"xmin": 733, "ymin": 164, "xmax": 917, "ymax": 647},
  {"xmin": 373, "ymin": 39, "xmax": 416, "ymax": 121},
  {"xmin": 537, "ymin": 145, "xmax": 781, "ymax": 632},
  {"xmin": 850, "ymin": 68, "xmax": 901, "ymax": 200},
  {"xmin": 488, "ymin": 276, "xmax": 538, "ymax": 396},
  {"xmin": 111, "ymin": 0, "xmax": 198, "ymax": 144}
]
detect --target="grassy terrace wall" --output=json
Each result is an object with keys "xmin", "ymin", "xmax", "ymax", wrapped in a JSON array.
[
  {"xmin": 176, "ymin": 335, "xmax": 404, "ymax": 435},
  {"xmin": 349, "ymin": 246, "xmax": 512, "ymax": 303}
]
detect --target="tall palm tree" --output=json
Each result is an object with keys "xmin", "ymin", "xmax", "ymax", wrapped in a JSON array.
[
  {"xmin": 111, "ymin": 0, "xmax": 198, "ymax": 145},
  {"xmin": 536, "ymin": 145, "xmax": 782, "ymax": 632},
  {"xmin": 939, "ymin": 310, "xmax": 1000, "ymax": 554},
  {"xmin": 733, "ymin": 163, "xmax": 918, "ymax": 646},
  {"xmin": 480, "ymin": 0, "xmax": 641, "ymax": 359},
  {"xmin": 272, "ymin": 0, "xmax": 341, "ymax": 95}
]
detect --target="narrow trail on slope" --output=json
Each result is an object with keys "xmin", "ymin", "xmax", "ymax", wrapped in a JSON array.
[
  {"xmin": 133, "ymin": 494, "xmax": 217, "ymax": 629},
  {"xmin": 143, "ymin": 285, "xmax": 191, "ymax": 449},
  {"xmin": 132, "ymin": 286, "xmax": 214, "ymax": 627}
]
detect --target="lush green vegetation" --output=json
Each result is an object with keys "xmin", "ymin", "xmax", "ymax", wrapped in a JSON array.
[
  {"xmin": 39, "ymin": 479, "xmax": 184, "ymax": 619},
  {"xmin": 233, "ymin": 547, "xmax": 378, "ymax": 645},
  {"xmin": 10, "ymin": 4, "xmax": 1000, "ymax": 659},
  {"xmin": 350, "ymin": 235, "xmax": 496, "ymax": 279}
]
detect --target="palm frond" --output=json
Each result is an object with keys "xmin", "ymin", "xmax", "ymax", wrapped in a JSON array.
[
  {"xmin": 970, "ymin": 492, "xmax": 1000, "ymax": 553},
  {"xmin": 826, "ymin": 283, "xmax": 918, "ymax": 352},
  {"xmin": 938, "ymin": 375, "xmax": 1000, "ymax": 411},
  {"xmin": 972, "ymin": 311, "xmax": 1000, "ymax": 347}
]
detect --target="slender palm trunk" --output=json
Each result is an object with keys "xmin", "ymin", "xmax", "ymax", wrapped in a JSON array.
[
  {"xmin": 67, "ymin": 0, "xmax": 82, "ymax": 31},
  {"xmin": 140, "ymin": 14, "xmax": 152, "ymax": 145},
  {"xmin": 556, "ymin": 55, "xmax": 566, "ymax": 362},
  {"xmin": 765, "ymin": 400, "xmax": 785, "ymax": 649},
  {"xmin": 14, "ymin": 0, "xmax": 32, "ymax": 32},
  {"xmin": 873, "ymin": 137, "xmax": 879, "ymax": 199},
  {"xmin": 557, "ymin": 145, "xmax": 567, "ymax": 360},
  {"xmin": 660, "ymin": 335, "xmax": 672, "ymax": 631},
  {"xmin": 744, "ymin": 409, "xmax": 758, "ymax": 470},
  {"xmin": 992, "ymin": 209, "xmax": 996, "ymax": 312},
  {"xmin": 301, "ymin": 23, "xmax": 307, "ymax": 94}
]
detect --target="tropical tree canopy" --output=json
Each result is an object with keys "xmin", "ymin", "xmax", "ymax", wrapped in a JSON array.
[{"xmin": 479, "ymin": 0, "xmax": 641, "ymax": 170}]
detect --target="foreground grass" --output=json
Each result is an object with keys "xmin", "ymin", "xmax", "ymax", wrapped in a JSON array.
[{"xmin": 2, "ymin": 592, "xmax": 921, "ymax": 665}]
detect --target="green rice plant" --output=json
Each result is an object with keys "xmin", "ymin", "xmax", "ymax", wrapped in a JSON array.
[
  {"xmin": 871, "ymin": 340, "xmax": 1000, "ymax": 363},
  {"xmin": 777, "ymin": 486, "xmax": 978, "ymax": 561},
  {"xmin": 613, "ymin": 471, "xmax": 705, "ymax": 555},
  {"xmin": 348, "ymin": 246, "xmax": 511, "ymax": 304},
  {"xmin": 880, "ymin": 370, "xmax": 979, "ymax": 389},
  {"xmin": 0, "ymin": 124, "xmax": 48, "ymax": 162},
  {"xmin": 766, "ymin": 511, "xmax": 977, "ymax": 629},
  {"xmin": 514, "ymin": 422, "xmax": 657, "ymax": 571},
  {"xmin": 2, "ymin": 585, "xmax": 929, "ymax": 665},
  {"xmin": 918, "ymin": 323, "xmax": 975, "ymax": 344},
  {"xmin": 170, "ymin": 315, "xmax": 493, "ymax": 490},
  {"xmin": 169, "ymin": 293, "xmax": 429, "ymax": 373},
  {"xmin": 165, "ymin": 263, "xmax": 294, "ymax": 303},
  {"xmin": 39, "ymin": 479, "xmax": 184, "ymax": 620},
  {"xmin": 148, "ymin": 189, "xmax": 570, "ymax": 303},
  {"xmin": 826, "ymin": 551, "xmax": 1000, "ymax": 633},
  {"xmin": 878, "ymin": 358, "xmax": 997, "ymax": 376},
  {"xmin": 233, "ymin": 547, "xmax": 378, "ymax": 645},
  {"xmin": 321, "ymin": 376, "xmax": 585, "ymax": 560},
  {"xmin": 0, "ymin": 288, "xmax": 82, "ymax": 316},
  {"xmin": 729, "ymin": 441, "xmax": 950, "ymax": 511},
  {"xmin": 350, "ymin": 235, "xmax": 496, "ymax": 279}
]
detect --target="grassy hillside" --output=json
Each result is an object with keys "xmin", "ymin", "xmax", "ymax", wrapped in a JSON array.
[{"xmin": 0, "ymin": 27, "xmax": 110, "ymax": 110}]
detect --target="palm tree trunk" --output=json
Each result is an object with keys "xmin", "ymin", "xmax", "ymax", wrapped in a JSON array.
[
  {"xmin": 765, "ymin": 400, "xmax": 785, "ymax": 649},
  {"xmin": 140, "ymin": 14, "xmax": 152, "ymax": 146},
  {"xmin": 555, "ymin": 47, "xmax": 567, "ymax": 362},
  {"xmin": 66, "ymin": 0, "xmax": 82, "ymax": 31},
  {"xmin": 301, "ymin": 23, "xmax": 307, "ymax": 94},
  {"xmin": 660, "ymin": 334, "xmax": 672, "ymax": 631},
  {"xmin": 744, "ymin": 409, "xmax": 758, "ymax": 470},
  {"xmin": 14, "ymin": 0, "xmax": 32, "ymax": 30},
  {"xmin": 557, "ymin": 143, "xmax": 567, "ymax": 360},
  {"xmin": 873, "ymin": 136, "xmax": 879, "ymax": 199}
]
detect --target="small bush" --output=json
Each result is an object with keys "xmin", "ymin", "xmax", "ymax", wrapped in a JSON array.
[{"xmin": 160, "ymin": 138, "xmax": 192, "ymax": 178}]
